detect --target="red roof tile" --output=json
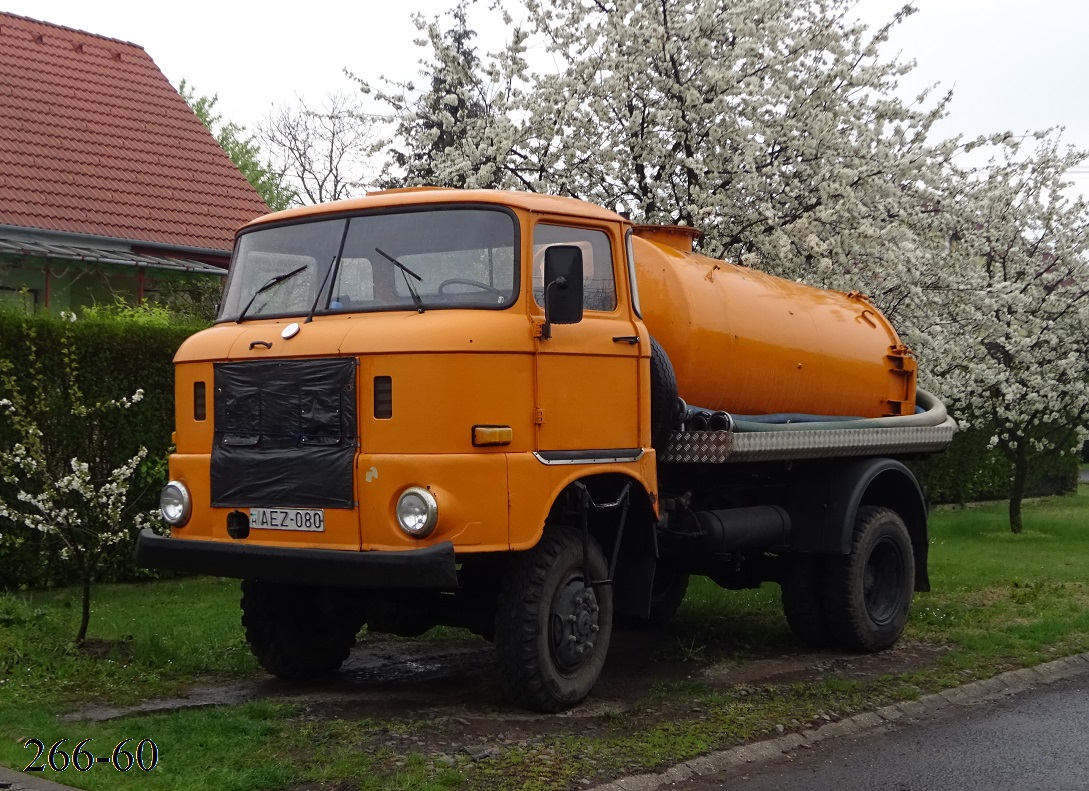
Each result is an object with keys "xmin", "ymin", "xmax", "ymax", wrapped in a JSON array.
[{"xmin": 0, "ymin": 12, "xmax": 269, "ymax": 253}]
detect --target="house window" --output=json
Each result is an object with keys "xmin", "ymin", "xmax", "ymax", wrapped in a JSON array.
[{"xmin": 0, "ymin": 287, "xmax": 38, "ymax": 312}]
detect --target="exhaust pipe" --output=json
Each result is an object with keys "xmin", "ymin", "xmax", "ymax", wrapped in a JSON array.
[{"xmin": 680, "ymin": 505, "xmax": 790, "ymax": 552}]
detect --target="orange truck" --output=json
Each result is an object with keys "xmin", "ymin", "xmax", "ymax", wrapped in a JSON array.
[{"xmin": 136, "ymin": 188, "xmax": 955, "ymax": 711}]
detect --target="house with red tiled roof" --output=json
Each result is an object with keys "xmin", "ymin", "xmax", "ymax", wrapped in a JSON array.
[{"xmin": 0, "ymin": 12, "xmax": 269, "ymax": 313}]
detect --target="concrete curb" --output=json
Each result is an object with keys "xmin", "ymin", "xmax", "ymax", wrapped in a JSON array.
[
  {"xmin": 0, "ymin": 765, "xmax": 84, "ymax": 791},
  {"xmin": 589, "ymin": 651, "xmax": 1089, "ymax": 791}
]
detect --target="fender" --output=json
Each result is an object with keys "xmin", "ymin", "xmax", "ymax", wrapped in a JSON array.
[
  {"xmin": 545, "ymin": 473, "xmax": 660, "ymax": 621},
  {"xmin": 823, "ymin": 457, "xmax": 929, "ymax": 592}
]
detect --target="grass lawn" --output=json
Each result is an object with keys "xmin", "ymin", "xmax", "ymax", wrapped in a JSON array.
[
  {"xmin": 914, "ymin": 490, "xmax": 1089, "ymax": 666},
  {"xmin": 2, "ymin": 487, "xmax": 1089, "ymax": 790}
]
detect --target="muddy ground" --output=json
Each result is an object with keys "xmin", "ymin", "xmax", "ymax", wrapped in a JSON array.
[{"xmin": 69, "ymin": 623, "xmax": 952, "ymax": 766}]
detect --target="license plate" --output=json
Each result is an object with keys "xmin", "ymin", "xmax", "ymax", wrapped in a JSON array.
[{"xmin": 249, "ymin": 508, "xmax": 325, "ymax": 532}]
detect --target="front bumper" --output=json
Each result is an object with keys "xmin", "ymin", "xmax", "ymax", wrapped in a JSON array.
[{"xmin": 134, "ymin": 529, "xmax": 459, "ymax": 589}]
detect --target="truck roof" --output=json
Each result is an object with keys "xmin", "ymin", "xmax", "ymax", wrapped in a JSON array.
[{"xmin": 240, "ymin": 188, "xmax": 628, "ymax": 230}]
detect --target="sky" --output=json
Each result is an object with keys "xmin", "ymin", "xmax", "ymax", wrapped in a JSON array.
[{"xmin": 5, "ymin": 0, "xmax": 1089, "ymax": 190}]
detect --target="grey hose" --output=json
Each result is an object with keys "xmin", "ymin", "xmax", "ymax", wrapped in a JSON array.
[{"xmin": 727, "ymin": 388, "xmax": 951, "ymax": 433}]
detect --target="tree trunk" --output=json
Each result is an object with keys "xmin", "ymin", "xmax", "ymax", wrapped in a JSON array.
[
  {"xmin": 76, "ymin": 572, "xmax": 91, "ymax": 644},
  {"xmin": 1009, "ymin": 450, "xmax": 1028, "ymax": 534}
]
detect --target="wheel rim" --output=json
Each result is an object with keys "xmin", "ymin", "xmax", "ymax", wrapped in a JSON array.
[
  {"xmin": 863, "ymin": 537, "xmax": 905, "ymax": 625},
  {"xmin": 550, "ymin": 574, "xmax": 601, "ymax": 672}
]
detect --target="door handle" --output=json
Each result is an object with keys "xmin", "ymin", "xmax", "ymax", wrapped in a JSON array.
[{"xmin": 612, "ymin": 336, "xmax": 640, "ymax": 345}]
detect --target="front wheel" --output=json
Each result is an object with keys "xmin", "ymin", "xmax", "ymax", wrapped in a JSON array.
[
  {"xmin": 494, "ymin": 526, "xmax": 613, "ymax": 712},
  {"xmin": 822, "ymin": 506, "xmax": 915, "ymax": 652},
  {"xmin": 241, "ymin": 580, "xmax": 362, "ymax": 680}
]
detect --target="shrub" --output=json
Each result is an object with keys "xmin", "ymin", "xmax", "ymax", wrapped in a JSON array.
[
  {"xmin": 910, "ymin": 425, "xmax": 1079, "ymax": 506},
  {"xmin": 0, "ymin": 307, "xmax": 205, "ymax": 590}
]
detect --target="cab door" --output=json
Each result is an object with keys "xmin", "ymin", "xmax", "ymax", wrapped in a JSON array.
[{"xmin": 532, "ymin": 221, "xmax": 642, "ymax": 454}]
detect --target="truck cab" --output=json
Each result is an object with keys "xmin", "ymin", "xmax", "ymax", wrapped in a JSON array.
[{"xmin": 153, "ymin": 187, "xmax": 655, "ymax": 549}]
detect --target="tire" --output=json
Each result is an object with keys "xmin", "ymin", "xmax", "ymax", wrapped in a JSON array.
[
  {"xmin": 822, "ymin": 506, "xmax": 915, "ymax": 652},
  {"xmin": 780, "ymin": 553, "xmax": 833, "ymax": 648},
  {"xmin": 241, "ymin": 579, "xmax": 362, "ymax": 680},
  {"xmin": 494, "ymin": 525, "xmax": 614, "ymax": 712},
  {"xmin": 649, "ymin": 337, "xmax": 681, "ymax": 450}
]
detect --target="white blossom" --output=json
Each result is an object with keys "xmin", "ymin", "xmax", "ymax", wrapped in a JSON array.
[
  {"xmin": 0, "ymin": 354, "xmax": 155, "ymax": 639},
  {"xmin": 366, "ymin": 0, "xmax": 1089, "ymax": 529},
  {"xmin": 908, "ymin": 133, "xmax": 1089, "ymax": 529}
]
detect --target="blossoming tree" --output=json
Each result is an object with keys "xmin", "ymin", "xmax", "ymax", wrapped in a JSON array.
[
  {"xmin": 0, "ymin": 329, "xmax": 154, "ymax": 643},
  {"xmin": 369, "ymin": 0, "xmax": 1089, "ymax": 529},
  {"xmin": 921, "ymin": 133, "xmax": 1089, "ymax": 531},
  {"xmin": 356, "ymin": 0, "xmax": 532, "ymax": 191}
]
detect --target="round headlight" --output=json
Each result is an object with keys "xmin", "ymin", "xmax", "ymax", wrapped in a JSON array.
[
  {"xmin": 396, "ymin": 487, "xmax": 438, "ymax": 538},
  {"xmin": 160, "ymin": 480, "xmax": 192, "ymax": 526}
]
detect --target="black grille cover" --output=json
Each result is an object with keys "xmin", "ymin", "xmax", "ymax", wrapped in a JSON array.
[{"xmin": 211, "ymin": 357, "xmax": 358, "ymax": 508}]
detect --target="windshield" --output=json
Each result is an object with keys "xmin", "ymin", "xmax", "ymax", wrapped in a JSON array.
[{"xmin": 218, "ymin": 207, "xmax": 518, "ymax": 321}]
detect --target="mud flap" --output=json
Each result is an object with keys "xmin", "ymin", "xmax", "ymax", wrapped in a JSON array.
[{"xmin": 612, "ymin": 552, "xmax": 657, "ymax": 620}]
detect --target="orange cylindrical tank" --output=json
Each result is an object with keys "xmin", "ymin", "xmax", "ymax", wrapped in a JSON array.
[{"xmin": 632, "ymin": 226, "xmax": 917, "ymax": 418}]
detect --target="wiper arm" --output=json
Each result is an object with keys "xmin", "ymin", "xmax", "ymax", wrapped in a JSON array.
[
  {"xmin": 374, "ymin": 246, "xmax": 425, "ymax": 314},
  {"xmin": 235, "ymin": 265, "xmax": 308, "ymax": 323},
  {"xmin": 305, "ymin": 256, "xmax": 338, "ymax": 324},
  {"xmin": 374, "ymin": 246, "xmax": 422, "ymax": 280}
]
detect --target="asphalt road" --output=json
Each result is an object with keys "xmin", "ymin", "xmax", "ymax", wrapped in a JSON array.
[{"xmin": 679, "ymin": 673, "xmax": 1089, "ymax": 791}]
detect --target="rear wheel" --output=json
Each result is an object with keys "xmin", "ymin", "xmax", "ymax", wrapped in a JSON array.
[
  {"xmin": 494, "ymin": 526, "xmax": 613, "ymax": 712},
  {"xmin": 822, "ymin": 506, "xmax": 914, "ymax": 652},
  {"xmin": 241, "ymin": 580, "xmax": 362, "ymax": 680},
  {"xmin": 364, "ymin": 595, "xmax": 437, "ymax": 638}
]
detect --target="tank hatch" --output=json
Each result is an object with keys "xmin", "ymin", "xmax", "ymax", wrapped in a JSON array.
[{"xmin": 632, "ymin": 225, "xmax": 703, "ymax": 253}]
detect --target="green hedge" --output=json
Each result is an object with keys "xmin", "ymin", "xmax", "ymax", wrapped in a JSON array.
[
  {"xmin": 0, "ymin": 308, "xmax": 1078, "ymax": 588},
  {"xmin": 909, "ymin": 426, "xmax": 1079, "ymax": 506},
  {"xmin": 0, "ymin": 309, "xmax": 206, "ymax": 589}
]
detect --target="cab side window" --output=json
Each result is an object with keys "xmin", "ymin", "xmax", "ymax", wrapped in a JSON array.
[{"xmin": 533, "ymin": 225, "xmax": 617, "ymax": 312}]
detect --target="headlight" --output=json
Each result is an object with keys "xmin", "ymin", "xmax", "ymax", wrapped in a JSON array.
[
  {"xmin": 396, "ymin": 487, "xmax": 438, "ymax": 538},
  {"xmin": 160, "ymin": 481, "xmax": 192, "ymax": 526}
]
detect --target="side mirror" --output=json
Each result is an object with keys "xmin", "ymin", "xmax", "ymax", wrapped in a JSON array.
[{"xmin": 543, "ymin": 246, "xmax": 584, "ymax": 338}]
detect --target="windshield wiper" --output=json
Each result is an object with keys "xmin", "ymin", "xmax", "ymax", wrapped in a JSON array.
[
  {"xmin": 374, "ymin": 247, "xmax": 425, "ymax": 314},
  {"xmin": 235, "ymin": 265, "xmax": 308, "ymax": 323},
  {"xmin": 305, "ymin": 256, "xmax": 338, "ymax": 324}
]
